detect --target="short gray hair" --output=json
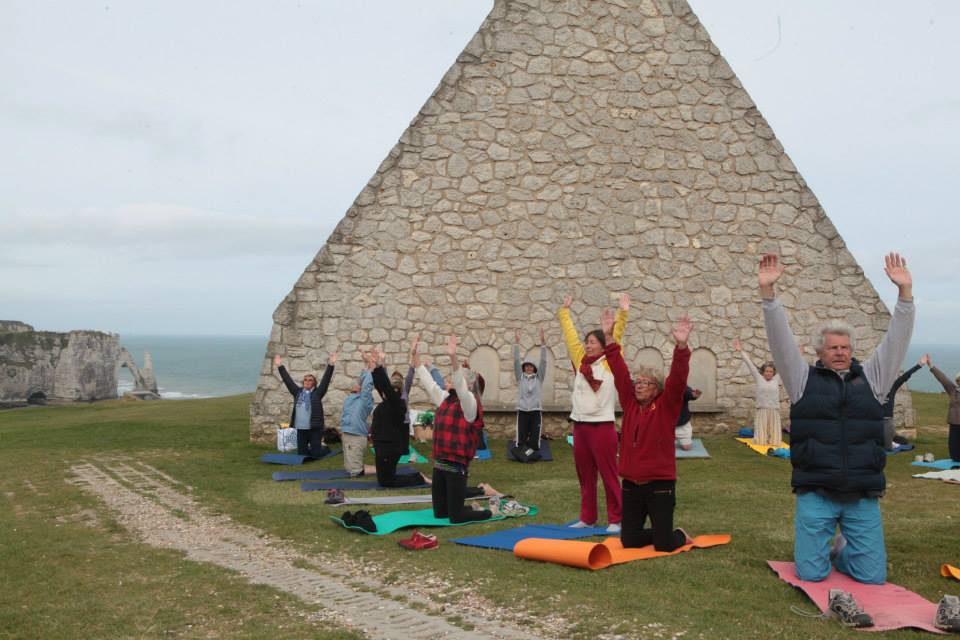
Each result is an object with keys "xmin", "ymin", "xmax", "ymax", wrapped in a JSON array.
[
  {"xmin": 633, "ymin": 367, "xmax": 664, "ymax": 391},
  {"xmin": 812, "ymin": 320, "xmax": 856, "ymax": 354}
]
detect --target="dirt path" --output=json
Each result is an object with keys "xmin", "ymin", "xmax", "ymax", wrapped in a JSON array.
[{"xmin": 69, "ymin": 459, "xmax": 549, "ymax": 640}]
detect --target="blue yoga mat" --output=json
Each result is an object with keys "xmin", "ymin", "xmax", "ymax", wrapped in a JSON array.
[
  {"xmin": 675, "ymin": 438, "xmax": 710, "ymax": 459},
  {"xmin": 453, "ymin": 523, "xmax": 611, "ymax": 551},
  {"xmin": 911, "ymin": 459, "xmax": 960, "ymax": 470},
  {"xmin": 885, "ymin": 443, "xmax": 915, "ymax": 455},
  {"xmin": 301, "ymin": 478, "xmax": 430, "ymax": 492},
  {"xmin": 260, "ymin": 450, "xmax": 341, "ymax": 465},
  {"xmin": 473, "ymin": 432, "xmax": 491, "ymax": 460},
  {"xmin": 273, "ymin": 466, "xmax": 417, "ymax": 482},
  {"xmin": 505, "ymin": 439, "xmax": 554, "ymax": 462}
]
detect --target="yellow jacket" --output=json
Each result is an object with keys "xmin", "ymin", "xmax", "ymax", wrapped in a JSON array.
[
  {"xmin": 557, "ymin": 307, "xmax": 628, "ymax": 422},
  {"xmin": 557, "ymin": 307, "xmax": 627, "ymax": 370}
]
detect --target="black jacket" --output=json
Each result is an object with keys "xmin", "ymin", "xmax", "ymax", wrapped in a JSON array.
[
  {"xmin": 370, "ymin": 366, "xmax": 409, "ymax": 457},
  {"xmin": 278, "ymin": 364, "xmax": 334, "ymax": 430},
  {"xmin": 789, "ymin": 359, "xmax": 885, "ymax": 494}
]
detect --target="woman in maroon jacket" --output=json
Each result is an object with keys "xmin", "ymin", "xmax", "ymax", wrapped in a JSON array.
[{"xmin": 602, "ymin": 308, "xmax": 693, "ymax": 551}]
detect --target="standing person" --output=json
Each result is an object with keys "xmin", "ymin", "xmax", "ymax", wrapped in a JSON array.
[
  {"xmin": 604, "ymin": 307, "xmax": 694, "ymax": 551},
  {"xmin": 417, "ymin": 335, "xmax": 492, "ymax": 523},
  {"xmin": 758, "ymin": 252, "xmax": 948, "ymax": 629},
  {"xmin": 339, "ymin": 351, "xmax": 376, "ymax": 477},
  {"xmin": 928, "ymin": 354, "xmax": 960, "ymax": 462},
  {"xmin": 369, "ymin": 346, "xmax": 430, "ymax": 487},
  {"xmin": 513, "ymin": 327, "xmax": 548, "ymax": 459},
  {"xmin": 881, "ymin": 355, "xmax": 927, "ymax": 450},
  {"xmin": 674, "ymin": 386, "xmax": 701, "ymax": 452},
  {"xmin": 274, "ymin": 351, "xmax": 337, "ymax": 458},
  {"xmin": 733, "ymin": 339, "xmax": 784, "ymax": 445},
  {"xmin": 558, "ymin": 293, "xmax": 628, "ymax": 533}
]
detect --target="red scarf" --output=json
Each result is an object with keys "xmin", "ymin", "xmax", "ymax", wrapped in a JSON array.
[{"xmin": 578, "ymin": 353, "xmax": 605, "ymax": 392}]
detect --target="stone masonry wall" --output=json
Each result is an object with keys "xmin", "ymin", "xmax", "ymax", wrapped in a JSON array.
[{"xmin": 250, "ymin": 0, "xmax": 912, "ymax": 443}]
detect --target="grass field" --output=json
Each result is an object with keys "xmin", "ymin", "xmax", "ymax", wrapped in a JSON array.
[{"xmin": 0, "ymin": 391, "xmax": 955, "ymax": 639}]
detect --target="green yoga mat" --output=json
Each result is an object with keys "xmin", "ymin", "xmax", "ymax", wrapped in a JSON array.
[
  {"xmin": 331, "ymin": 505, "xmax": 539, "ymax": 536},
  {"xmin": 369, "ymin": 444, "xmax": 428, "ymax": 464}
]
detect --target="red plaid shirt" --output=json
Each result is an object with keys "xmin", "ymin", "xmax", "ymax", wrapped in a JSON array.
[{"xmin": 432, "ymin": 392, "xmax": 484, "ymax": 465}]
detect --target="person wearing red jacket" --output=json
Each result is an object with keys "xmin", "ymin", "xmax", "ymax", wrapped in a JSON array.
[{"xmin": 602, "ymin": 307, "xmax": 693, "ymax": 551}]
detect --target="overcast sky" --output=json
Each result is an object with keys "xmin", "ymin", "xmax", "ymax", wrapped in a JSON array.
[{"xmin": 1, "ymin": 1, "xmax": 957, "ymax": 343}]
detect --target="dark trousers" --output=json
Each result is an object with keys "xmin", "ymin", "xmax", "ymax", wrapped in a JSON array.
[
  {"xmin": 516, "ymin": 410, "xmax": 542, "ymax": 449},
  {"xmin": 432, "ymin": 465, "xmax": 491, "ymax": 523},
  {"xmin": 375, "ymin": 453, "xmax": 424, "ymax": 488},
  {"xmin": 296, "ymin": 428, "xmax": 328, "ymax": 457},
  {"xmin": 950, "ymin": 424, "xmax": 960, "ymax": 461},
  {"xmin": 621, "ymin": 479, "xmax": 686, "ymax": 552}
]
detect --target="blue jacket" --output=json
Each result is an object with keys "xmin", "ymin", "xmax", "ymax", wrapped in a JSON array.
[
  {"xmin": 340, "ymin": 370, "xmax": 374, "ymax": 437},
  {"xmin": 789, "ymin": 359, "xmax": 886, "ymax": 494}
]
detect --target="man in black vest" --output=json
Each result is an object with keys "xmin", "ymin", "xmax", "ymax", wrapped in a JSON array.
[{"xmin": 759, "ymin": 252, "xmax": 917, "ymax": 627}]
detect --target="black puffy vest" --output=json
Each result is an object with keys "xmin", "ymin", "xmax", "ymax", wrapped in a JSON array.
[{"xmin": 789, "ymin": 360, "xmax": 886, "ymax": 493}]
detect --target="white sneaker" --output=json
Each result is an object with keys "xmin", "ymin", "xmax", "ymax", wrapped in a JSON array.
[
  {"xmin": 606, "ymin": 523, "xmax": 621, "ymax": 533},
  {"xmin": 569, "ymin": 520, "xmax": 593, "ymax": 529}
]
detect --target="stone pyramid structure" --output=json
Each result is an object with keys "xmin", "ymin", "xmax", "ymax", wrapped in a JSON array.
[{"xmin": 250, "ymin": 0, "xmax": 910, "ymax": 443}]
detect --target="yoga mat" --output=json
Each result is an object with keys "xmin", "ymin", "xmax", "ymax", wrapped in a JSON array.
[
  {"xmin": 735, "ymin": 437, "xmax": 790, "ymax": 456},
  {"xmin": 514, "ymin": 534, "xmax": 731, "ymax": 571},
  {"xmin": 273, "ymin": 466, "xmax": 417, "ymax": 482},
  {"xmin": 942, "ymin": 564, "xmax": 960, "ymax": 581},
  {"xmin": 370, "ymin": 445, "xmax": 428, "ymax": 464},
  {"xmin": 331, "ymin": 506, "xmax": 537, "ymax": 535},
  {"xmin": 453, "ymin": 523, "xmax": 611, "ymax": 551},
  {"xmin": 675, "ymin": 438, "xmax": 711, "ymax": 459},
  {"xmin": 332, "ymin": 494, "xmax": 488, "ymax": 507},
  {"xmin": 767, "ymin": 560, "xmax": 945, "ymax": 634},
  {"xmin": 505, "ymin": 440, "xmax": 554, "ymax": 462},
  {"xmin": 302, "ymin": 478, "xmax": 429, "ymax": 492},
  {"xmin": 912, "ymin": 459, "xmax": 960, "ymax": 470},
  {"xmin": 260, "ymin": 450, "xmax": 341, "ymax": 465},
  {"xmin": 886, "ymin": 443, "xmax": 915, "ymax": 455},
  {"xmin": 474, "ymin": 433, "xmax": 491, "ymax": 460},
  {"xmin": 912, "ymin": 469, "xmax": 960, "ymax": 485}
]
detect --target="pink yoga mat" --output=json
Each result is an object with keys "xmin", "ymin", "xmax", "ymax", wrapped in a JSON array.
[{"xmin": 768, "ymin": 561, "xmax": 946, "ymax": 634}]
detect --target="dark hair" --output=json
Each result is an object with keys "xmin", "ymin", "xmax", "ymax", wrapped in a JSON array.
[
  {"xmin": 761, "ymin": 362, "xmax": 777, "ymax": 374},
  {"xmin": 475, "ymin": 373, "xmax": 485, "ymax": 396},
  {"xmin": 584, "ymin": 329, "xmax": 606, "ymax": 347}
]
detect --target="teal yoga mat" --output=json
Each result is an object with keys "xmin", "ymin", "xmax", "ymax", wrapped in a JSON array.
[
  {"xmin": 675, "ymin": 438, "xmax": 710, "ymax": 459},
  {"xmin": 331, "ymin": 505, "xmax": 538, "ymax": 535},
  {"xmin": 370, "ymin": 445, "xmax": 428, "ymax": 464}
]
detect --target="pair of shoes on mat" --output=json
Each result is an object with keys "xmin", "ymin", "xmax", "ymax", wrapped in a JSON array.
[
  {"xmin": 398, "ymin": 530, "xmax": 438, "ymax": 551},
  {"xmin": 827, "ymin": 589, "xmax": 874, "ymax": 628},
  {"xmin": 936, "ymin": 595, "xmax": 960, "ymax": 632},
  {"xmin": 341, "ymin": 510, "xmax": 377, "ymax": 533},
  {"xmin": 489, "ymin": 496, "xmax": 530, "ymax": 517},
  {"xmin": 923, "ymin": 452, "xmax": 936, "ymax": 463},
  {"xmin": 324, "ymin": 488, "xmax": 345, "ymax": 505}
]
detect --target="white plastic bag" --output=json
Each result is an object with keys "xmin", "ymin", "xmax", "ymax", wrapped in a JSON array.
[{"xmin": 277, "ymin": 426, "xmax": 297, "ymax": 452}]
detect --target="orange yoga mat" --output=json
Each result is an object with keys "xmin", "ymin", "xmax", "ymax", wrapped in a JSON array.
[
  {"xmin": 942, "ymin": 564, "xmax": 960, "ymax": 581},
  {"xmin": 513, "ymin": 534, "xmax": 731, "ymax": 570}
]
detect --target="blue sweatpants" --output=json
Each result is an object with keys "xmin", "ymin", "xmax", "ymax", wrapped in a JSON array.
[{"xmin": 794, "ymin": 491, "xmax": 886, "ymax": 584}]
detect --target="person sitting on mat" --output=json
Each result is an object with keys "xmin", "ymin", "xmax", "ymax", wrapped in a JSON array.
[
  {"xmin": 416, "ymin": 334, "xmax": 493, "ymax": 523},
  {"xmin": 558, "ymin": 293, "xmax": 628, "ymax": 532},
  {"xmin": 757, "ymin": 252, "xmax": 960, "ymax": 631},
  {"xmin": 368, "ymin": 345, "xmax": 432, "ymax": 487},
  {"xmin": 674, "ymin": 386, "xmax": 701, "ymax": 452},
  {"xmin": 512, "ymin": 327, "xmax": 548, "ymax": 461},
  {"xmin": 274, "ymin": 351, "xmax": 337, "ymax": 458},
  {"xmin": 733, "ymin": 338, "xmax": 784, "ymax": 445},
  {"xmin": 340, "ymin": 350, "xmax": 376, "ymax": 477},
  {"xmin": 603, "ymin": 307, "xmax": 694, "ymax": 551}
]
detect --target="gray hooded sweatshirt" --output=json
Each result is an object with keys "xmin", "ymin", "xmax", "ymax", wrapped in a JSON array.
[{"xmin": 514, "ymin": 344, "xmax": 547, "ymax": 411}]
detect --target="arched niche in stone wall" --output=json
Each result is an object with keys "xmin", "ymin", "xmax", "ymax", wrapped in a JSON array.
[
  {"xmin": 689, "ymin": 348, "xmax": 718, "ymax": 405},
  {"xmin": 632, "ymin": 347, "xmax": 665, "ymax": 377},
  {"xmin": 468, "ymin": 345, "xmax": 501, "ymax": 404},
  {"xmin": 523, "ymin": 346, "xmax": 556, "ymax": 403}
]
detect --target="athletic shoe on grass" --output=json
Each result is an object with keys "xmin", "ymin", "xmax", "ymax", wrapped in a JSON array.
[
  {"xmin": 398, "ymin": 530, "xmax": 438, "ymax": 551},
  {"xmin": 935, "ymin": 595, "xmax": 960, "ymax": 632},
  {"xmin": 324, "ymin": 488, "xmax": 345, "ymax": 505},
  {"xmin": 827, "ymin": 589, "xmax": 873, "ymax": 628}
]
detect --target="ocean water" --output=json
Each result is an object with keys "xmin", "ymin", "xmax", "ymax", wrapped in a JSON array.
[
  {"xmin": 903, "ymin": 344, "xmax": 960, "ymax": 394},
  {"xmin": 118, "ymin": 335, "xmax": 267, "ymax": 399}
]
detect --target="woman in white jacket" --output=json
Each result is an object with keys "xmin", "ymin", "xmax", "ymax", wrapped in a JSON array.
[
  {"xmin": 733, "ymin": 339, "xmax": 784, "ymax": 445},
  {"xmin": 558, "ymin": 294, "xmax": 628, "ymax": 533}
]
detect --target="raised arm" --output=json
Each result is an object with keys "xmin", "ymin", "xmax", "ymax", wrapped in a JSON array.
[
  {"xmin": 735, "ymin": 340, "xmax": 764, "ymax": 384},
  {"xmin": 661, "ymin": 316, "xmax": 693, "ymax": 412},
  {"xmin": 372, "ymin": 365, "xmax": 401, "ymax": 404},
  {"xmin": 862, "ymin": 253, "xmax": 915, "ymax": 400},
  {"xmin": 513, "ymin": 330, "xmax": 523, "ymax": 382},
  {"xmin": 601, "ymin": 307, "xmax": 635, "ymax": 410},
  {"xmin": 759, "ymin": 254, "xmax": 809, "ymax": 404},
  {"xmin": 558, "ymin": 295, "xmax": 585, "ymax": 368},
  {"xmin": 316, "ymin": 361, "xmax": 335, "ymax": 398},
  {"xmin": 613, "ymin": 293, "xmax": 629, "ymax": 343},
  {"xmin": 930, "ymin": 365, "xmax": 958, "ymax": 394},
  {"xmin": 537, "ymin": 337, "xmax": 548, "ymax": 383},
  {"xmin": 888, "ymin": 362, "xmax": 923, "ymax": 398},
  {"xmin": 447, "ymin": 334, "xmax": 478, "ymax": 422},
  {"xmin": 416, "ymin": 364, "xmax": 446, "ymax": 407},
  {"xmin": 274, "ymin": 355, "xmax": 301, "ymax": 396}
]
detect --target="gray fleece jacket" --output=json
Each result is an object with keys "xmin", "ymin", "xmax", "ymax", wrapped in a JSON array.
[{"xmin": 514, "ymin": 344, "xmax": 547, "ymax": 411}]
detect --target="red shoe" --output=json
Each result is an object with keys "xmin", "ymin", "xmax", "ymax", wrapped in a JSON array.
[{"xmin": 398, "ymin": 530, "xmax": 438, "ymax": 550}]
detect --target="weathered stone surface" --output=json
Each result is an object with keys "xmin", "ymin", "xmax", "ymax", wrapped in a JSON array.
[
  {"xmin": 249, "ymin": 0, "xmax": 909, "ymax": 444},
  {"xmin": 1, "ymin": 322, "xmax": 121, "ymax": 406}
]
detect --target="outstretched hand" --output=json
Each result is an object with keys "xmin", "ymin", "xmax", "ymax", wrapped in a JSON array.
[
  {"xmin": 539, "ymin": 327, "xmax": 546, "ymax": 345},
  {"xmin": 883, "ymin": 252, "xmax": 912, "ymax": 298},
  {"xmin": 515, "ymin": 329, "xmax": 521, "ymax": 344},
  {"xmin": 446, "ymin": 334, "xmax": 458, "ymax": 368},
  {"xmin": 562, "ymin": 295, "xmax": 572, "ymax": 309},
  {"xmin": 619, "ymin": 292, "xmax": 630, "ymax": 312},
  {"xmin": 328, "ymin": 350, "xmax": 340, "ymax": 365},
  {"xmin": 920, "ymin": 353, "xmax": 931, "ymax": 367},
  {"xmin": 273, "ymin": 355, "xmax": 283, "ymax": 368},
  {"xmin": 373, "ymin": 345, "xmax": 386, "ymax": 367},
  {"xmin": 409, "ymin": 335, "xmax": 420, "ymax": 368},
  {"xmin": 732, "ymin": 339, "xmax": 742, "ymax": 352},
  {"xmin": 600, "ymin": 307, "xmax": 616, "ymax": 341},
  {"xmin": 758, "ymin": 254, "xmax": 785, "ymax": 298},
  {"xmin": 671, "ymin": 314, "xmax": 693, "ymax": 347}
]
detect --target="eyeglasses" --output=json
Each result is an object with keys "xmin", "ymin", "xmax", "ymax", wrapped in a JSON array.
[{"xmin": 635, "ymin": 380, "xmax": 658, "ymax": 387}]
